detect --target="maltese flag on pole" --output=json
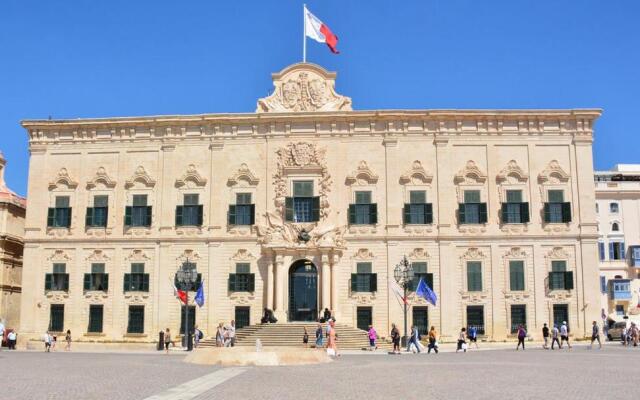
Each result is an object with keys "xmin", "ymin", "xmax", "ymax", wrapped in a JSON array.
[{"xmin": 304, "ymin": 6, "xmax": 340, "ymax": 54}]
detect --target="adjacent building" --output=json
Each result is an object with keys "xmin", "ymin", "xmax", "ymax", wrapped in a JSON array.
[
  {"xmin": 0, "ymin": 151, "xmax": 26, "ymax": 329},
  {"xmin": 596, "ymin": 165, "xmax": 640, "ymax": 325},
  {"xmin": 19, "ymin": 63, "xmax": 601, "ymax": 343}
]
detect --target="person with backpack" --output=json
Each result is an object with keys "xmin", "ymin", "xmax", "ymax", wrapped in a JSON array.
[
  {"xmin": 542, "ymin": 323, "xmax": 550, "ymax": 349},
  {"xmin": 551, "ymin": 324, "xmax": 561, "ymax": 350},
  {"xmin": 516, "ymin": 325, "xmax": 527, "ymax": 350},
  {"xmin": 467, "ymin": 325, "xmax": 478, "ymax": 349},
  {"xmin": 390, "ymin": 323, "xmax": 401, "ymax": 354}
]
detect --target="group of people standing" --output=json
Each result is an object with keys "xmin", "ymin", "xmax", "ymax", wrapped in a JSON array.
[
  {"xmin": 215, "ymin": 320, "xmax": 236, "ymax": 347},
  {"xmin": 42, "ymin": 329, "xmax": 72, "ymax": 352}
]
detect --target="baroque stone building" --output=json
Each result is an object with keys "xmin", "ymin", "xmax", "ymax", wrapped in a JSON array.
[
  {"xmin": 0, "ymin": 151, "xmax": 26, "ymax": 329},
  {"xmin": 19, "ymin": 63, "xmax": 601, "ymax": 343}
]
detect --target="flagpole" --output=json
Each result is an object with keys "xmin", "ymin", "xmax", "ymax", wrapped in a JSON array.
[{"xmin": 303, "ymin": 4, "xmax": 307, "ymax": 63}]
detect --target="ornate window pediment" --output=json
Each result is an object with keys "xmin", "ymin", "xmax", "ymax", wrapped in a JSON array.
[
  {"xmin": 86, "ymin": 167, "xmax": 116, "ymax": 190},
  {"xmin": 86, "ymin": 249, "xmax": 110, "ymax": 262},
  {"xmin": 503, "ymin": 247, "xmax": 527, "ymax": 259},
  {"xmin": 408, "ymin": 248, "xmax": 430, "ymax": 260},
  {"xmin": 47, "ymin": 249, "xmax": 72, "ymax": 262},
  {"xmin": 125, "ymin": 166, "xmax": 156, "ymax": 189},
  {"xmin": 175, "ymin": 164, "xmax": 207, "ymax": 188},
  {"xmin": 460, "ymin": 247, "xmax": 486, "ymax": 260},
  {"xmin": 352, "ymin": 248, "xmax": 374, "ymax": 260},
  {"xmin": 345, "ymin": 161, "xmax": 378, "ymax": 185},
  {"xmin": 538, "ymin": 160, "xmax": 570, "ymax": 184},
  {"xmin": 546, "ymin": 246, "xmax": 571, "ymax": 260},
  {"xmin": 496, "ymin": 160, "xmax": 528, "ymax": 184},
  {"xmin": 227, "ymin": 163, "xmax": 259, "ymax": 187},
  {"xmin": 230, "ymin": 249, "xmax": 256, "ymax": 261},
  {"xmin": 125, "ymin": 249, "xmax": 151, "ymax": 262},
  {"xmin": 177, "ymin": 249, "xmax": 200, "ymax": 263},
  {"xmin": 399, "ymin": 161, "xmax": 433, "ymax": 185},
  {"xmin": 49, "ymin": 168, "xmax": 78, "ymax": 190},
  {"xmin": 454, "ymin": 161, "xmax": 487, "ymax": 184}
]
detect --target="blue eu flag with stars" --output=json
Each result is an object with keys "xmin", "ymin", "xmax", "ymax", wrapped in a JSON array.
[
  {"xmin": 416, "ymin": 277, "xmax": 437, "ymax": 306},
  {"xmin": 194, "ymin": 280, "xmax": 205, "ymax": 307}
]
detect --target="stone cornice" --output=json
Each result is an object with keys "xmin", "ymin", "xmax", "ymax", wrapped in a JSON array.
[{"xmin": 22, "ymin": 109, "xmax": 601, "ymax": 145}]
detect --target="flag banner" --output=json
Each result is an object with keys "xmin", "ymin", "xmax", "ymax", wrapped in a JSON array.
[
  {"xmin": 172, "ymin": 280, "xmax": 187, "ymax": 305},
  {"xmin": 304, "ymin": 7, "xmax": 340, "ymax": 54},
  {"xmin": 416, "ymin": 277, "xmax": 438, "ymax": 306},
  {"xmin": 388, "ymin": 278, "xmax": 407, "ymax": 306},
  {"xmin": 194, "ymin": 280, "xmax": 205, "ymax": 308}
]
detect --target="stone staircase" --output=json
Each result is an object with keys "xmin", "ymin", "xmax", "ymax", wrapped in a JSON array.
[{"xmin": 199, "ymin": 322, "xmax": 392, "ymax": 350}]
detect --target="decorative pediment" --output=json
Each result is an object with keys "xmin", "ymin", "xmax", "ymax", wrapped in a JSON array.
[
  {"xmin": 177, "ymin": 249, "xmax": 200, "ymax": 263},
  {"xmin": 230, "ymin": 249, "xmax": 256, "ymax": 261},
  {"xmin": 496, "ymin": 160, "xmax": 528, "ymax": 183},
  {"xmin": 48, "ymin": 168, "xmax": 78, "ymax": 190},
  {"xmin": 538, "ymin": 160, "xmax": 570, "ymax": 184},
  {"xmin": 399, "ymin": 161, "xmax": 433, "ymax": 185},
  {"xmin": 454, "ymin": 161, "xmax": 487, "ymax": 184},
  {"xmin": 345, "ymin": 161, "xmax": 379, "ymax": 185},
  {"xmin": 460, "ymin": 247, "xmax": 486, "ymax": 260},
  {"xmin": 86, "ymin": 249, "xmax": 110, "ymax": 262},
  {"xmin": 408, "ymin": 248, "xmax": 430, "ymax": 260},
  {"xmin": 86, "ymin": 167, "xmax": 116, "ymax": 190},
  {"xmin": 175, "ymin": 164, "xmax": 207, "ymax": 188},
  {"xmin": 125, "ymin": 166, "xmax": 156, "ymax": 189},
  {"xmin": 125, "ymin": 249, "xmax": 151, "ymax": 262},
  {"xmin": 47, "ymin": 249, "xmax": 72, "ymax": 262},
  {"xmin": 227, "ymin": 163, "xmax": 259, "ymax": 187},
  {"xmin": 352, "ymin": 248, "xmax": 374, "ymax": 260},
  {"xmin": 256, "ymin": 63, "xmax": 352, "ymax": 113},
  {"xmin": 503, "ymin": 247, "xmax": 527, "ymax": 259},
  {"xmin": 546, "ymin": 246, "xmax": 571, "ymax": 260}
]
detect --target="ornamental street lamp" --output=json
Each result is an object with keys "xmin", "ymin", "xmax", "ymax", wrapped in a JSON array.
[
  {"xmin": 394, "ymin": 255, "xmax": 414, "ymax": 347},
  {"xmin": 176, "ymin": 259, "xmax": 198, "ymax": 351}
]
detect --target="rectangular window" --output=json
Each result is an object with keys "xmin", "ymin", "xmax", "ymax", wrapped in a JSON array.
[
  {"xmin": 236, "ymin": 193, "xmax": 252, "ymax": 205},
  {"xmin": 128, "ymin": 195, "xmax": 151, "ymax": 227},
  {"xmin": 600, "ymin": 276, "xmax": 607, "ymax": 293},
  {"xmin": 599, "ymin": 242, "xmax": 606, "ymax": 261},
  {"xmin": 48, "ymin": 196, "xmax": 72, "ymax": 228},
  {"xmin": 179, "ymin": 194, "xmax": 201, "ymax": 226},
  {"xmin": 228, "ymin": 270, "xmax": 255, "ymax": 292},
  {"xmin": 357, "ymin": 307, "xmax": 373, "ymax": 332},
  {"xmin": 502, "ymin": 190, "xmax": 528, "ymax": 224},
  {"xmin": 124, "ymin": 262, "xmax": 149, "ymax": 292},
  {"xmin": 229, "ymin": 193, "xmax": 254, "ymax": 226},
  {"xmin": 510, "ymin": 304, "xmax": 526, "ymax": 333},
  {"xmin": 616, "ymin": 305, "xmax": 625, "ymax": 316},
  {"xmin": 55, "ymin": 196, "xmax": 70, "ymax": 208},
  {"xmin": 88, "ymin": 304, "xmax": 104, "ymax": 333},
  {"xmin": 293, "ymin": 198, "xmax": 313, "ymax": 222},
  {"xmin": 49, "ymin": 304, "xmax": 64, "ymax": 332},
  {"xmin": 548, "ymin": 190, "xmax": 564, "ymax": 203},
  {"xmin": 46, "ymin": 264, "xmax": 69, "ymax": 292},
  {"xmin": 552, "ymin": 304, "xmax": 569, "ymax": 330},
  {"xmin": 293, "ymin": 181, "xmax": 313, "ymax": 197},
  {"xmin": 466, "ymin": 261, "xmax": 482, "ymax": 292},
  {"xmin": 509, "ymin": 260, "xmax": 525, "ymax": 291},
  {"xmin": 53, "ymin": 263, "xmax": 66, "ymax": 273},
  {"xmin": 286, "ymin": 182, "xmax": 319, "ymax": 223},
  {"xmin": 466, "ymin": 305, "xmax": 485, "ymax": 335},
  {"xmin": 183, "ymin": 194, "xmax": 199, "ymax": 206},
  {"xmin": 355, "ymin": 191, "xmax": 372, "ymax": 204},
  {"xmin": 410, "ymin": 262, "xmax": 431, "ymax": 291},
  {"xmin": 351, "ymin": 267, "xmax": 377, "ymax": 292},
  {"xmin": 131, "ymin": 263, "xmax": 145, "ymax": 274},
  {"xmin": 404, "ymin": 191, "xmax": 431, "ymax": 225},
  {"xmin": 236, "ymin": 263, "xmax": 251, "ymax": 274},
  {"xmin": 91, "ymin": 263, "xmax": 105, "ymax": 274},
  {"xmin": 94, "ymin": 195, "xmax": 108, "ymax": 208},
  {"xmin": 88, "ymin": 194, "xmax": 109, "ymax": 228},
  {"xmin": 235, "ymin": 306, "xmax": 251, "ymax": 330},
  {"xmin": 84, "ymin": 263, "xmax": 108, "ymax": 291},
  {"xmin": 506, "ymin": 190, "xmax": 522, "ymax": 203},
  {"xmin": 132, "ymin": 195, "xmax": 147, "ymax": 207},
  {"xmin": 127, "ymin": 305, "xmax": 145, "ymax": 334},
  {"xmin": 412, "ymin": 307, "xmax": 429, "ymax": 336},
  {"xmin": 464, "ymin": 190, "xmax": 481, "ymax": 203},
  {"xmin": 356, "ymin": 262, "xmax": 372, "ymax": 274},
  {"xmin": 609, "ymin": 242, "xmax": 626, "ymax": 260},
  {"xmin": 180, "ymin": 305, "xmax": 196, "ymax": 335},
  {"xmin": 409, "ymin": 190, "xmax": 426, "ymax": 204}
]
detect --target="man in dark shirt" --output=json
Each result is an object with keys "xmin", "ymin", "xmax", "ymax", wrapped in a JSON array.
[{"xmin": 542, "ymin": 323, "xmax": 550, "ymax": 349}]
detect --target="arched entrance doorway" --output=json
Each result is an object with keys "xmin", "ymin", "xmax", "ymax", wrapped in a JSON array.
[{"xmin": 288, "ymin": 259, "xmax": 318, "ymax": 321}]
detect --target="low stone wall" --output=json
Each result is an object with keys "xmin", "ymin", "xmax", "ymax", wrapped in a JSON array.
[{"xmin": 184, "ymin": 346, "xmax": 333, "ymax": 366}]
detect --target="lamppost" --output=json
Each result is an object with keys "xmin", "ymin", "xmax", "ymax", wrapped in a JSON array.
[
  {"xmin": 394, "ymin": 255, "xmax": 414, "ymax": 347},
  {"xmin": 176, "ymin": 259, "xmax": 198, "ymax": 351}
]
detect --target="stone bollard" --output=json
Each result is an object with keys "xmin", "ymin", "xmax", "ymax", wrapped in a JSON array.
[{"xmin": 256, "ymin": 338, "xmax": 262, "ymax": 352}]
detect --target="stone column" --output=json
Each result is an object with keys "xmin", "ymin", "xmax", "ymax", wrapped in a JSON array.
[
  {"xmin": 266, "ymin": 258, "xmax": 274, "ymax": 311},
  {"xmin": 331, "ymin": 254, "xmax": 340, "ymax": 319},
  {"xmin": 321, "ymin": 253, "xmax": 331, "ymax": 312},
  {"xmin": 274, "ymin": 255, "xmax": 286, "ymax": 321}
]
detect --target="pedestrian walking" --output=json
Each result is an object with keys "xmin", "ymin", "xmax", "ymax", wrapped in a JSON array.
[
  {"xmin": 551, "ymin": 324, "xmax": 561, "ymax": 350},
  {"xmin": 467, "ymin": 325, "xmax": 478, "ymax": 349},
  {"xmin": 390, "ymin": 323, "xmax": 401, "ymax": 354},
  {"xmin": 194, "ymin": 325, "xmax": 202, "ymax": 348},
  {"xmin": 44, "ymin": 331, "xmax": 52, "ymax": 352},
  {"xmin": 516, "ymin": 325, "xmax": 527, "ymax": 350},
  {"xmin": 216, "ymin": 323, "xmax": 224, "ymax": 347},
  {"xmin": 303, "ymin": 327, "xmax": 309, "ymax": 347},
  {"xmin": 51, "ymin": 334, "xmax": 57, "ymax": 351},
  {"xmin": 367, "ymin": 325, "xmax": 378, "ymax": 351},
  {"xmin": 7, "ymin": 330, "xmax": 16, "ymax": 349},
  {"xmin": 427, "ymin": 326, "xmax": 439, "ymax": 354},
  {"xmin": 327, "ymin": 320, "xmax": 339, "ymax": 357},
  {"xmin": 456, "ymin": 327, "xmax": 467, "ymax": 352},
  {"xmin": 228, "ymin": 320, "xmax": 236, "ymax": 347},
  {"xmin": 315, "ymin": 323, "xmax": 324, "ymax": 348},
  {"xmin": 630, "ymin": 322, "xmax": 639, "ymax": 347},
  {"xmin": 407, "ymin": 325, "xmax": 421, "ymax": 353},
  {"xmin": 622, "ymin": 325, "xmax": 628, "ymax": 346},
  {"xmin": 542, "ymin": 323, "xmax": 550, "ymax": 349},
  {"xmin": 560, "ymin": 321, "xmax": 571, "ymax": 350},
  {"xmin": 164, "ymin": 328, "xmax": 172, "ymax": 354},
  {"xmin": 589, "ymin": 321, "xmax": 602, "ymax": 349},
  {"xmin": 65, "ymin": 329, "xmax": 72, "ymax": 351},
  {"xmin": 0, "ymin": 319, "xmax": 5, "ymax": 352}
]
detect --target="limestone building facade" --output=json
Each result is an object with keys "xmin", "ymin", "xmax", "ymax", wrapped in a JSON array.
[
  {"xmin": 0, "ymin": 151, "xmax": 26, "ymax": 329},
  {"xmin": 19, "ymin": 63, "xmax": 601, "ymax": 343}
]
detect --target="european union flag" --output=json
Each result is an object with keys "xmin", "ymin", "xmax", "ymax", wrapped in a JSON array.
[
  {"xmin": 194, "ymin": 280, "xmax": 205, "ymax": 307},
  {"xmin": 415, "ymin": 277, "xmax": 437, "ymax": 306}
]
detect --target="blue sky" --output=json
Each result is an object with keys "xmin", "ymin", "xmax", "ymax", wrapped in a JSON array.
[{"xmin": 1, "ymin": 0, "xmax": 638, "ymax": 196}]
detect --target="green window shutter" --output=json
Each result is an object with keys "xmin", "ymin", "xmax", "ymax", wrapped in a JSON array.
[
  {"xmin": 426, "ymin": 273, "xmax": 434, "ymax": 290},
  {"xmin": 66, "ymin": 208, "xmax": 72, "ymax": 227},
  {"xmin": 47, "ymin": 208, "xmax": 55, "ymax": 227},
  {"xmin": 501, "ymin": 203, "xmax": 508, "ymax": 224},
  {"xmin": 45, "ymin": 273, "xmax": 53, "ymax": 291},
  {"xmin": 123, "ymin": 273, "xmax": 131, "ymax": 292},
  {"xmin": 458, "ymin": 204, "xmax": 466, "ymax": 224},
  {"xmin": 124, "ymin": 206, "xmax": 132, "ymax": 226},
  {"xmin": 403, "ymin": 204, "xmax": 411, "ymax": 224},
  {"xmin": 145, "ymin": 206, "xmax": 152, "ymax": 226},
  {"xmin": 248, "ymin": 274, "xmax": 255, "ymax": 292},
  {"xmin": 520, "ymin": 202, "xmax": 530, "ymax": 223},
  {"xmin": 561, "ymin": 202, "xmax": 572, "ymax": 223},
  {"xmin": 370, "ymin": 204, "xmax": 378, "ymax": 224},
  {"xmin": 479, "ymin": 203, "xmax": 488, "ymax": 223},
  {"xmin": 311, "ymin": 196, "xmax": 321, "ymax": 221},
  {"xmin": 142, "ymin": 274, "xmax": 150, "ymax": 291},
  {"xmin": 425, "ymin": 203, "xmax": 433, "ymax": 224},
  {"xmin": 228, "ymin": 274, "xmax": 237, "ymax": 292},
  {"xmin": 104, "ymin": 274, "xmax": 109, "ymax": 291},
  {"xmin": 249, "ymin": 204, "xmax": 255, "ymax": 225},
  {"xmin": 351, "ymin": 274, "xmax": 358, "ymax": 292},
  {"xmin": 62, "ymin": 275, "xmax": 69, "ymax": 291},
  {"xmin": 228, "ymin": 205, "xmax": 236, "ymax": 225},
  {"xmin": 83, "ymin": 273, "xmax": 91, "ymax": 291},
  {"xmin": 86, "ymin": 207, "xmax": 93, "ymax": 227},
  {"xmin": 197, "ymin": 205, "xmax": 204, "ymax": 226},
  {"xmin": 548, "ymin": 272, "xmax": 557, "ymax": 290},
  {"xmin": 565, "ymin": 271, "xmax": 574, "ymax": 290},
  {"xmin": 543, "ymin": 203, "xmax": 551, "ymax": 223},
  {"xmin": 175, "ymin": 206, "xmax": 183, "ymax": 226},
  {"xmin": 285, "ymin": 197, "xmax": 294, "ymax": 222},
  {"xmin": 370, "ymin": 273, "xmax": 378, "ymax": 292},
  {"xmin": 348, "ymin": 204, "xmax": 356, "ymax": 224}
]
